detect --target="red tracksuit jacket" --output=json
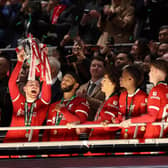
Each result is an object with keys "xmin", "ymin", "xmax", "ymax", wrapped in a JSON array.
[
  {"xmin": 43, "ymin": 96, "xmax": 90, "ymax": 141},
  {"xmin": 119, "ymin": 89, "xmax": 147, "ymax": 139},
  {"xmin": 132, "ymin": 82, "xmax": 168, "ymax": 138},
  {"xmin": 86, "ymin": 95, "xmax": 119, "ymax": 140}
]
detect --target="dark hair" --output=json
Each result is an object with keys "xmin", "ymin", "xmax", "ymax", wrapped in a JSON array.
[
  {"xmin": 91, "ymin": 56, "xmax": 106, "ymax": 67},
  {"xmin": 159, "ymin": 25, "xmax": 168, "ymax": 31},
  {"xmin": 64, "ymin": 71, "xmax": 80, "ymax": 84},
  {"xmin": 115, "ymin": 50, "xmax": 134, "ymax": 63},
  {"xmin": 136, "ymin": 38, "xmax": 150, "ymax": 60},
  {"xmin": 105, "ymin": 64, "xmax": 120, "ymax": 93},
  {"xmin": 122, "ymin": 64, "xmax": 144, "ymax": 88}
]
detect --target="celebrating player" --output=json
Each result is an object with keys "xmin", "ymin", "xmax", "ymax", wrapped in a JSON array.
[
  {"xmin": 4, "ymin": 48, "xmax": 51, "ymax": 143},
  {"xmin": 43, "ymin": 72, "xmax": 90, "ymax": 142},
  {"xmin": 77, "ymin": 66, "xmax": 120, "ymax": 140}
]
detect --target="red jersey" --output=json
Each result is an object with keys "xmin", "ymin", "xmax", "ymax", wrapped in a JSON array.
[
  {"xmin": 4, "ymin": 61, "xmax": 51, "ymax": 142},
  {"xmin": 119, "ymin": 89, "xmax": 148, "ymax": 139},
  {"xmin": 132, "ymin": 82, "xmax": 168, "ymax": 138},
  {"xmin": 43, "ymin": 96, "xmax": 90, "ymax": 141},
  {"xmin": 89, "ymin": 95, "xmax": 119, "ymax": 140}
]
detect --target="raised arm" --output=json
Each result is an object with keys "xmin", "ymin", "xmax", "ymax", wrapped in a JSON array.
[{"xmin": 8, "ymin": 49, "xmax": 24, "ymax": 101}]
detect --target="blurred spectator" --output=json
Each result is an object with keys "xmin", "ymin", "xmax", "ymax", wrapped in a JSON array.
[
  {"xmin": 147, "ymin": 0, "xmax": 168, "ymax": 41},
  {"xmin": 76, "ymin": 56, "xmax": 105, "ymax": 121},
  {"xmin": 9, "ymin": 0, "xmax": 47, "ymax": 42},
  {"xmin": 48, "ymin": 56, "xmax": 63, "ymax": 103},
  {"xmin": 43, "ymin": 72, "xmax": 90, "ymax": 142},
  {"xmin": 41, "ymin": 0, "xmax": 66, "ymax": 45},
  {"xmin": 0, "ymin": 0, "xmax": 22, "ymax": 48},
  {"xmin": 63, "ymin": 39, "xmax": 91, "ymax": 84},
  {"xmin": 130, "ymin": 38, "xmax": 152, "ymax": 92},
  {"xmin": 148, "ymin": 40, "xmax": 159, "ymax": 58},
  {"xmin": 157, "ymin": 42, "xmax": 168, "ymax": 58},
  {"xmin": 79, "ymin": 0, "xmax": 105, "ymax": 44},
  {"xmin": 161, "ymin": 52, "xmax": 168, "ymax": 61},
  {"xmin": 133, "ymin": 0, "xmax": 149, "ymax": 39},
  {"xmin": 158, "ymin": 25, "xmax": 168, "ymax": 43},
  {"xmin": 97, "ymin": 0, "xmax": 135, "ymax": 48},
  {"xmin": 0, "ymin": 56, "xmax": 12, "ymax": 128},
  {"xmin": 114, "ymin": 51, "xmax": 133, "ymax": 74},
  {"xmin": 46, "ymin": 0, "xmax": 83, "ymax": 46},
  {"xmin": 130, "ymin": 38, "xmax": 151, "ymax": 63}
]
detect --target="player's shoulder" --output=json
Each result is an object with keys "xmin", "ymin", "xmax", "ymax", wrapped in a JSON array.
[
  {"xmin": 49, "ymin": 101, "xmax": 60, "ymax": 108},
  {"xmin": 73, "ymin": 96, "xmax": 87, "ymax": 103},
  {"xmin": 119, "ymin": 90, "xmax": 127, "ymax": 97},
  {"xmin": 137, "ymin": 89, "xmax": 148, "ymax": 98},
  {"xmin": 108, "ymin": 94, "xmax": 119, "ymax": 101},
  {"xmin": 151, "ymin": 83, "xmax": 167, "ymax": 93}
]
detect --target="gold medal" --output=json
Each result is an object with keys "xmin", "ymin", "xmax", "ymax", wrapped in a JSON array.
[
  {"xmin": 140, "ymin": 126, "xmax": 146, "ymax": 131},
  {"xmin": 54, "ymin": 130, "xmax": 57, "ymax": 135},
  {"xmin": 124, "ymin": 132, "xmax": 128, "ymax": 139}
]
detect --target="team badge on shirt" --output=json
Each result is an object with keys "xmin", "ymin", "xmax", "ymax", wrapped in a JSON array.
[
  {"xmin": 151, "ymin": 91, "xmax": 160, "ymax": 100},
  {"xmin": 113, "ymin": 101, "xmax": 118, "ymax": 106},
  {"xmin": 17, "ymin": 108, "xmax": 24, "ymax": 116},
  {"xmin": 153, "ymin": 91, "xmax": 157, "ymax": 96}
]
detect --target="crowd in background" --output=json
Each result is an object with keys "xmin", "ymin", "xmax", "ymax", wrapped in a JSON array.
[{"xmin": 0, "ymin": 0, "xmax": 167, "ymax": 156}]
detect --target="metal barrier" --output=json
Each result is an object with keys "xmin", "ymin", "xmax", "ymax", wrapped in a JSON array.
[
  {"xmin": 0, "ymin": 122, "xmax": 167, "ymax": 141},
  {"xmin": 0, "ymin": 122, "xmax": 167, "ymax": 156}
]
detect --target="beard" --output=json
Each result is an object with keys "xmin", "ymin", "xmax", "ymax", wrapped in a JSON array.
[{"xmin": 61, "ymin": 84, "xmax": 74, "ymax": 92}]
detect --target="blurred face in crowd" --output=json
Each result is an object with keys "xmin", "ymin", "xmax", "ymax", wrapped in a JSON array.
[
  {"xmin": 90, "ymin": 59, "xmax": 105, "ymax": 81},
  {"xmin": 130, "ymin": 40, "xmax": 139, "ymax": 58},
  {"xmin": 113, "ymin": 0, "xmax": 122, "ymax": 6},
  {"xmin": 72, "ymin": 41, "xmax": 82, "ymax": 56},
  {"xmin": 115, "ymin": 53, "xmax": 129, "ymax": 68},
  {"xmin": 0, "ymin": 57, "xmax": 9, "ymax": 79},
  {"xmin": 61, "ymin": 74, "xmax": 78, "ymax": 92},
  {"xmin": 24, "ymin": 80, "xmax": 40, "ymax": 101},
  {"xmin": 101, "ymin": 74, "xmax": 115, "ymax": 96},
  {"xmin": 157, "ymin": 43, "xmax": 168, "ymax": 57},
  {"xmin": 120, "ymin": 70, "xmax": 135, "ymax": 91},
  {"xmin": 161, "ymin": 52, "xmax": 168, "ymax": 61},
  {"xmin": 159, "ymin": 28, "xmax": 168, "ymax": 43}
]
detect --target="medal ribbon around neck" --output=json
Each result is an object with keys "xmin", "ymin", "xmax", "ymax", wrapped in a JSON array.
[
  {"xmin": 24, "ymin": 101, "xmax": 35, "ymax": 132},
  {"xmin": 90, "ymin": 92, "xmax": 117, "ymax": 136},
  {"xmin": 55, "ymin": 95, "xmax": 76, "ymax": 125},
  {"xmin": 125, "ymin": 88, "xmax": 139, "ymax": 134},
  {"xmin": 125, "ymin": 88, "xmax": 139, "ymax": 120}
]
